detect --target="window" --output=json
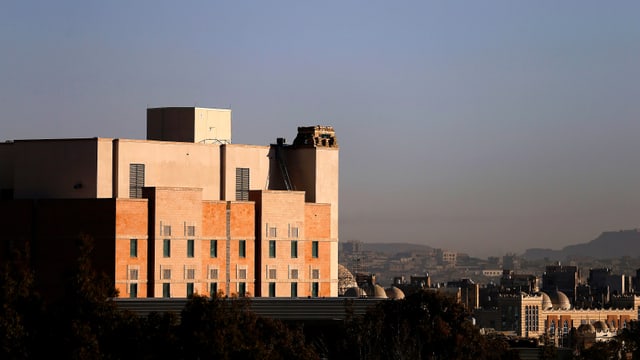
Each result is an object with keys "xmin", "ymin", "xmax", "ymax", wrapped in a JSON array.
[
  {"xmin": 290, "ymin": 269, "xmax": 299, "ymax": 280},
  {"xmin": 312, "ymin": 241, "xmax": 319, "ymax": 258},
  {"xmin": 238, "ymin": 268, "xmax": 247, "ymax": 280},
  {"xmin": 290, "ymin": 226, "xmax": 299, "ymax": 238},
  {"xmin": 186, "ymin": 225, "xmax": 195, "ymax": 237},
  {"xmin": 185, "ymin": 268, "xmax": 195, "ymax": 280},
  {"xmin": 291, "ymin": 240, "xmax": 298, "ymax": 258},
  {"xmin": 268, "ymin": 227, "xmax": 277, "ymax": 237},
  {"xmin": 312, "ymin": 282, "xmax": 319, "ymax": 297},
  {"xmin": 291, "ymin": 282, "xmax": 298, "ymax": 297},
  {"xmin": 238, "ymin": 282, "xmax": 246, "ymax": 297},
  {"xmin": 187, "ymin": 239, "xmax": 194, "ymax": 258},
  {"xmin": 163, "ymin": 283, "xmax": 170, "ymax": 298},
  {"xmin": 130, "ymin": 239, "xmax": 138, "ymax": 257},
  {"xmin": 163, "ymin": 239, "xmax": 171, "ymax": 258},
  {"xmin": 268, "ymin": 268, "xmax": 277, "ymax": 280},
  {"xmin": 186, "ymin": 283, "xmax": 194, "ymax": 297},
  {"xmin": 235, "ymin": 167, "xmax": 250, "ymax": 201},
  {"xmin": 269, "ymin": 240, "xmax": 276, "ymax": 258},
  {"xmin": 162, "ymin": 269, "xmax": 171, "ymax": 280},
  {"xmin": 210, "ymin": 240, "xmax": 217, "ymax": 258},
  {"xmin": 209, "ymin": 268, "xmax": 219, "ymax": 280},
  {"xmin": 129, "ymin": 163, "xmax": 145, "ymax": 198},
  {"xmin": 269, "ymin": 282, "xmax": 276, "ymax": 297},
  {"xmin": 163, "ymin": 225, "xmax": 172, "ymax": 236},
  {"xmin": 210, "ymin": 282, "xmax": 218, "ymax": 297},
  {"xmin": 129, "ymin": 283, "xmax": 138, "ymax": 298},
  {"xmin": 129, "ymin": 268, "xmax": 139, "ymax": 280},
  {"xmin": 312, "ymin": 269, "xmax": 320, "ymax": 280},
  {"xmin": 239, "ymin": 240, "xmax": 246, "ymax": 258}
]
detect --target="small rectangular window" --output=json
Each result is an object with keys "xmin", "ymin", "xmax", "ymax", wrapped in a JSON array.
[
  {"xmin": 129, "ymin": 268, "xmax": 139, "ymax": 280},
  {"xmin": 186, "ymin": 225, "xmax": 195, "ymax": 237},
  {"xmin": 130, "ymin": 239, "xmax": 138, "ymax": 257},
  {"xmin": 291, "ymin": 282, "xmax": 298, "ymax": 297},
  {"xmin": 269, "ymin": 268, "xmax": 277, "ymax": 280},
  {"xmin": 163, "ymin": 283, "xmax": 170, "ymax": 298},
  {"xmin": 291, "ymin": 226, "xmax": 299, "ymax": 238},
  {"xmin": 290, "ymin": 269, "xmax": 299, "ymax": 280},
  {"xmin": 162, "ymin": 269, "xmax": 171, "ymax": 280},
  {"xmin": 235, "ymin": 168, "xmax": 250, "ymax": 201},
  {"xmin": 129, "ymin": 163, "xmax": 145, "ymax": 198},
  {"xmin": 239, "ymin": 240, "xmax": 246, "ymax": 258},
  {"xmin": 186, "ymin": 283, "xmax": 194, "ymax": 297},
  {"xmin": 210, "ymin": 282, "xmax": 218, "ymax": 297},
  {"xmin": 312, "ymin": 269, "xmax": 319, "ymax": 280},
  {"xmin": 269, "ymin": 240, "xmax": 276, "ymax": 258},
  {"xmin": 163, "ymin": 225, "xmax": 172, "ymax": 236},
  {"xmin": 187, "ymin": 239, "xmax": 194, "ymax": 258},
  {"xmin": 186, "ymin": 268, "xmax": 195, "ymax": 280},
  {"xmin": 238, "ymin": 268, "xmax": 247, "ymax": 280},
  {"xmin": 129, "ymin": 283, "xmax": 138, "ymax": 298},
  {"xmin": 163, "ymin": 239, "xmax": 171, "ymax": 258},
  {"xmin": 210, "ymin": 268, "xmax": 218, "ymax": 280},
  {"xmin": 291, "ymin": 240, "xmax": 298, "ymax": 258},
  {"xmin": 312, "ymin": 282, "xmax": 319, "ymax": 297},
  {"xmin": 312, "ymin": 241, "xmax": 319, "ymax": 258},
  {"xmin": 238, "ymin": 282, "xmax": 246, "ymax": 297},
  {"xmin": 269, "ymin": 227, "xmax": 277, "ymax": 238},
  {"xmin": 269, "ymin": 282, "xmax": 276, "ymax": 297},
  {"xmin": 210, "ymin": 240, "xmax": 217, "ymax": 258}
]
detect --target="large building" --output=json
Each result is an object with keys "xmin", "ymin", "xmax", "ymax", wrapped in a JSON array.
[{"xmin": 0, "ymin": 107, "xmax": 339, "ymax": 300}]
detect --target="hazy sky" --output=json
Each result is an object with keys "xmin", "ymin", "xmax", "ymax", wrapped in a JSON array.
[{"xmin": 2, "ymin": 1, "xmax": 639, "ymax": 258}]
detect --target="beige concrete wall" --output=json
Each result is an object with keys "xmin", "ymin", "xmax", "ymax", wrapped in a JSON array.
[
  {"xmin": 96, "ymin": 138, "xmax": 113, "ymax": 198},
  {"xmin": 147, "ymin": 107, "xmax": 195, "ymax": 142},
  {"xmin": 193, "ymin": 108, "xmax": 231, "ymax": 144},
  {"xmin": 0, "ymin": 143, "xmax": 14, "ymax": 191},
  {"xmin": 13, "ymin": 139, "xmax": 99, "ymax": 199},
  {"xmin": 221, "ymin": 144, "xmax": 271, "ymax": 200},
  {"xmin": 114, "ymin": 139, "xmax": 221, "ymax": 200},
  {"xmin": 284, "ymin": 147, "xmax": 339, "ymax": 240}
]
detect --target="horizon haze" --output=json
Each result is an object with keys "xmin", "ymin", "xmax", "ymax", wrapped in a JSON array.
[{"xmin": 1, "ymin": 1, "xmax": 639, "ymax": 258}]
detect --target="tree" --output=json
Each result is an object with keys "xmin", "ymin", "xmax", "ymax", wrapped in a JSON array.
[
  {"xmin": 340, "ymin": 290, "xmax": 514, "ymax": 360},
  {"xmin": 179, "ymin": 294, "xmax": 319, "ymax": 359}
]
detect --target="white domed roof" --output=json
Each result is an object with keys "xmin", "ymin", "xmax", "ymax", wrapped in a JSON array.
[
  {"xmin": 343, "ymin": 287, "xmax": 367, "ymax": 297},
  {"xmin": 541, "ymin": 292, "xmax": 553, "ymax": 310},
  {"xmin": 385, "ymin": 286, "xmax": 405, "ymax": 300},
  {"xmin": 372, "ymin": 284, "xmax": 388, "ymax": 299}
]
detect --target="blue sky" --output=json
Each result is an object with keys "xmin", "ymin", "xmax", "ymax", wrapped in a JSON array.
[{"xmin": 2, "ymin": 1, "xmax": 639, "ymax": 258}]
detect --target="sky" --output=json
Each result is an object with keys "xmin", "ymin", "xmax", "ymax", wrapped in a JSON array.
[{"xmin": 1, "ymin": 1, "xmax": 639, "ymax": 258}]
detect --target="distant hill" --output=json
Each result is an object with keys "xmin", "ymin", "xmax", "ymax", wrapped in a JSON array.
[
  {"xmin": 357, "ymin": 242, "xmax": 433, "ymax": 255},
  {"xmin": 522, "ymin": 229, "xmax": 640, "ymax": 260}
]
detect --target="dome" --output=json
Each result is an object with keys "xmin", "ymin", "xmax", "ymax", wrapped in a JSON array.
[
  {"xmin": 541, "ymin": 292, "xmax": 553, "ymax": 310},
  {"xmin": 385, "ymin": 286, "xmax": 405, "ymax": 300},
  {"xmin": 547, "ymin": 290, "xmax": 571, "ymax": 310},
  {"xmin": 338, "ymin": 264, "xmax": 358, "ymax": 295},
  {"xmin": 577, "ymin": 323, "xmax": 595, "ymax": 333},
  {"xmin": 343, "ymin": 287, "xmax": 367, "ymax": 298},
  {"xmin": 593, "ymin": 321, "xmax": 609, "ymax": 332},
  {"xmin": 372, "ymin": 284, "xmax": 388, "ymax": 299}
]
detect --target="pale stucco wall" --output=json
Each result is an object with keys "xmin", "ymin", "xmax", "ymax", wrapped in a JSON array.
[
  {"xmin": 12, "ymin": 139, "xmax": 99, "ymax": 199},
  {"xmin": 114, "ymin": 139, "xmax": 221, "ymax": 200},
  {"xmin": 193, "ymin": 108, "xmax": 231, "ymax": 144},
  {"xmin": 220, "ymin": 144, "xmax": 271, "ymax": 201}
]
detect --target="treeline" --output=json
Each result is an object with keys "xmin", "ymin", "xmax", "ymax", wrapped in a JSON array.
[{"xmin": 2, "ymin": 236, "xmax": 637, "ymax": 359}]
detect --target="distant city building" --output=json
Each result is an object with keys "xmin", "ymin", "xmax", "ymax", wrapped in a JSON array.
[
  {"xmin": 542, "ymin": 264, "xmax": 579, "ymax": 303},
  {"xmin": 0, "ymin": 107, "xmax": 339, "ymax": 300}
]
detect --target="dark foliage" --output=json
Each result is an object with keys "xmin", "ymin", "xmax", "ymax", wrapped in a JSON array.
[{"xmin": 0, "ymin": 235, "xmax": 522, "ymax": 359}]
